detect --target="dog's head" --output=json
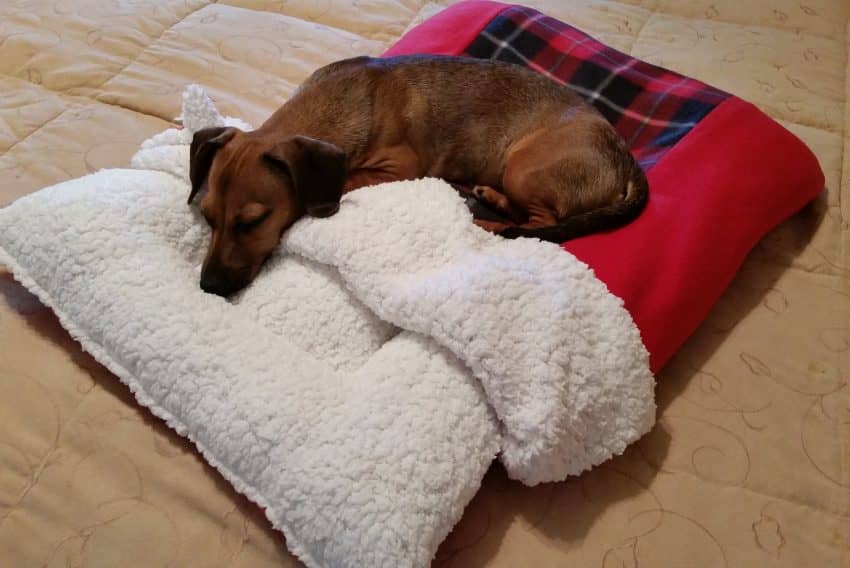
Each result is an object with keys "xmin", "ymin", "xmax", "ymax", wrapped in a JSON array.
[{"xmin": 188, "ymin": 126, "xmax": 345, "ymax": 297}]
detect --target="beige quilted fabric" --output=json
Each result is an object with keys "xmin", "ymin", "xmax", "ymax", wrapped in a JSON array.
[{"xmin": 0, "ymin": 1, "xmax": 848, "ymax": 566}]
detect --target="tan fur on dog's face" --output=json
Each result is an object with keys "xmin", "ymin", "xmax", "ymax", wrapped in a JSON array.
[
  {"xmin": 197, "ymin": 133, "xmax": 297, "ymax": 296},
  {"xmin": 188, "ymin": 127, "xmax": 345, "ymax": 297}
]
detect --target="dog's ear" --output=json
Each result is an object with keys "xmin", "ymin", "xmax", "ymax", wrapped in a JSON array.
[
  {"xmin": 263, "ymin": 135, "xmax": 346, "ymax": 217},
  {"xmin": 188, "ymin": 126, "xmax": 238, "ymax": 205}
]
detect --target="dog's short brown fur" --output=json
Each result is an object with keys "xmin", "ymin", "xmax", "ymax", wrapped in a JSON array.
[{"xmin": 189, "ymin": 55, "xmax": 648, "ymax": 296}]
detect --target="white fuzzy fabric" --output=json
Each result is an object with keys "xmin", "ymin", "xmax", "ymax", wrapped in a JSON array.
[{"xmin": 0, "ymin": 86, "xmax": 655, "ymax": 567}]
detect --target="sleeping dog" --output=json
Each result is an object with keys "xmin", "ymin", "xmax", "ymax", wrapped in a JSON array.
[{"xmin": 188, "ymin": 55, "xmax": 648, "ymax": 296}]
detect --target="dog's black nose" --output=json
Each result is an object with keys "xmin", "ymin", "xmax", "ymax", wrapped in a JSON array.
[
  {"xmin": 200, "ymin": 272, "xmax": 232, "ymax": 297},
  {"xmin": 308, "ymin": 202, "xmax": 340, "ymax": 218}
]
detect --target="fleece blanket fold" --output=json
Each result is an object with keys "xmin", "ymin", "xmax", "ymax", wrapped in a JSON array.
[{"xmin": 0, "ymin": 86, "xmax": 655, "ymax": 567}]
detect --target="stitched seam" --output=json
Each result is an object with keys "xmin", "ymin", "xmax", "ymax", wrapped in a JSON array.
[
  {"xmin": 0, "ymin": 94, "xmax": 174, "ymax": 161},
  {"xmin": 629, "ymin": 465, "xmax": 850, "ymax": 524},
  {"xmin": 0, "ymin": 367, "xmax": 95, "ymax": 531},
  {"xmin": 838, "ymin": 16, "xmax": 849, "ymax": 525},
  {"xmin": 0, "ymin": 80, "xmax": 177, "ymax": 126},
  {"xmin": 90, "ymin": 96, "xmax": 179, "ymax": 125},
  {"xmin": 217, "ymin": 0, "xmax": 400, "ymax": 43},
  {"xmin": 0, "ymin": 108, "xmax": 70, "ymax": 159},
  {"xmin": 637, "ymin": 8, "xmax": 846, "ymax": 44},
  {"xmin": 623, "ymin": 5, "xmax": 654, "ymax": 55},
  {"xmin": 0, "ymin": 2, "xmax": 214, "ymax": 108},
  {"xmin": 94, "ymin": 1, "xmax": 215, "ymax": 92},
  {"xmin": 623, "ymin": 10, "xmax": 844, "ymax": 135}
]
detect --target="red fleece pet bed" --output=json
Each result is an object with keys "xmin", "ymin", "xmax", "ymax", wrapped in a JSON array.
[{"xmin": 386, "ymin": 1, "xmax": 824, "ymax": 371}]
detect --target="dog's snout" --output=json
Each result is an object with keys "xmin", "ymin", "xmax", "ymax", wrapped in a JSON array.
[
  {"xmin": 200, "ymin": 271, "xmax": 233, "ymax": 297},
  {"xmin": 309, "ymin": 202, "xmax": 340, "ymax": 218}
]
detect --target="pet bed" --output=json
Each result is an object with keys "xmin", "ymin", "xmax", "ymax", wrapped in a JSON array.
[
  {"xmin": 0, "ymin": 3, "xmax": 826, "ymax": 567},
  {"xmin": 386, "ymin": 1, "xmax": 824, "ymax": 371}
]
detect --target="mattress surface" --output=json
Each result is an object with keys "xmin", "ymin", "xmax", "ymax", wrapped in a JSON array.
[{"xmin": 0, "ymin": 1, "xmax": 848, "ymax": 566}]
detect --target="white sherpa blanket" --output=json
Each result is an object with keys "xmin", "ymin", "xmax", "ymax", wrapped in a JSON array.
[{"xmin": 0, "ymin": 86, "xmax": 655, "ymax": 567}]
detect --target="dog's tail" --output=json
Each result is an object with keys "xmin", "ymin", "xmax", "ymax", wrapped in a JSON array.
[{"xmin": 499, "ymin": 160, "xmax": 649, "ymax": 244}]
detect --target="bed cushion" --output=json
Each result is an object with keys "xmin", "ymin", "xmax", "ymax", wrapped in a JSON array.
[{"xmin": 386, "ymin": 1, "xmax": 825, "ymax": 371}]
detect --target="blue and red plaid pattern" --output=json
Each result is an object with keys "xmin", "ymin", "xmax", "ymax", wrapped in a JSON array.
[{"xmin": 463, "ymin": 5, "xmax": 729, "ymax": 170}]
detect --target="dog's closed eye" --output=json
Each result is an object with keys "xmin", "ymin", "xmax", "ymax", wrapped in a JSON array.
[
  {"xmin": 234, "ymin": 203, "xmax": 269, "ymax": 232},
  {"xmin": 234, "ymin": 215, "xmax": 268, "ymax": 232}
]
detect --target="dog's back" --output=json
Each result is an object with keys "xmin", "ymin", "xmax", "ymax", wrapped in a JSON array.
[{"xmin": 262, "ymin": 55, "xmax": 647, "ymax": 243}]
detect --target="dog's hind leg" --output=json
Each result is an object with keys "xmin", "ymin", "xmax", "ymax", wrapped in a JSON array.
[
  {"xmin": 473, "ymin": 218, "xmax": 512, "ymax": 233},
  {"xmin": 472, "ymin": 185, "xmax": 527, "ymax": 223}
]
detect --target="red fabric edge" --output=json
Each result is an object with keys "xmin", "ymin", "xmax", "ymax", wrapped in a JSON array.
[
  {"xmin": 564, "ymin": 97, "xmax": 824, "ymax": 371},
  {"xmin": 383, "ymin": 1, "xmax": 509, "ymax": 56}
]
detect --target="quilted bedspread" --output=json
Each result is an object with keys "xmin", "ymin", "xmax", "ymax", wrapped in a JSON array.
[{"xmin": 0, "ymin": 1, "xmax": 848, "ymax": 566}]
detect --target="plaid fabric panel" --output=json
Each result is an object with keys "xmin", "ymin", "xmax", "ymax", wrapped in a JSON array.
[{"xmin": 463, "ymin": 5, "xmax": 730, "ymax": 170}]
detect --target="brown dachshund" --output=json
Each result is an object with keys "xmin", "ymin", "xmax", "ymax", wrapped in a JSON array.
[{"xmin": 189, "ymin": 55, "xmax": 648, "ymax": 296}]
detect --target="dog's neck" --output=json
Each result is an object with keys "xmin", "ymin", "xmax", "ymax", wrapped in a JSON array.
[{"xmin": 259, "ymin": 86, "xmax": 374, "ymax": 167}]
